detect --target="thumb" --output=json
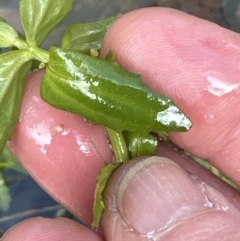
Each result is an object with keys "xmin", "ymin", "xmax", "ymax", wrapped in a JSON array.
[{"xmin": 101, "ymin": 156, "xmax": 240, "ymax": 241}]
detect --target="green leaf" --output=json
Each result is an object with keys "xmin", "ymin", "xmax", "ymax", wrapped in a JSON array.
[
  {"xmin": 0, "ymin": 172, "xmax": 11, "ymax": 211},
  {"xmin": 62, "ymin": 17, "xmax": 115, "ymax": 54},
  {"xmin": 123, "ymin": 132, "xmax": 158, "ymax": 159},
  {"xmin": 0, "ymin": 50, "xmax": 32, "ymax": 154},
  {"xmin": 104, "ymin": 50, "xmax": 116, "ymax": 62},
  {"xmin": 20, "ymin": 0, "xmax": 73, "ymax": 46},
  {"xmin": 0, "ymin": 147, "xmax": 14, "ymax": 169},
  {"xmin": 0, "ymin": 17, "xmax": 6, "ymax": 22},
  {"xmin": 92, "ymin": 163, "xmax": 121, "ymax": 228},
  {"xmin": 0, "ymin": 147, "xmax": 28, "ymax": 174},
  {"xmin": 0, "ymin": 21, "xmax": 19, "ymax": 48},
  {"xmin": 41, "ymin": 47, "xmax": 192, "ymax": 134}
]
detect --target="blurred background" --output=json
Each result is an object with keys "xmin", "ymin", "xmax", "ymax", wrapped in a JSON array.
[{"xmin": 0, "ymin": 0, "xmax": 240, "ymax": 236}]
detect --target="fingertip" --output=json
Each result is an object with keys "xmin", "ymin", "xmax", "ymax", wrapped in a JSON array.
[
  {"xmin": 102, "ymin": 7, "xmax": 240, "ymax": 184},
  {"xmin": 8, "ymin": 70, "xmax": 113, "ymax": 224},
  {"xmin": 1, "ymin": 217, "xmax": 103, "ymax": 241},
  {"xmin": 101, "ymin": 156, "xmax": 240, "ymax": 240}
]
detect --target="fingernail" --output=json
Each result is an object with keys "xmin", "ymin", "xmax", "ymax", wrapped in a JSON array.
[{"xmin": 117, "ymin": 156, "xmax": 208, "ymax": 235}]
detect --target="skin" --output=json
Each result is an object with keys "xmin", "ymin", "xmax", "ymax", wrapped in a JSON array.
[{"xmin": 2, "ymin": 7, "xmax": 240, "ymax": 240}]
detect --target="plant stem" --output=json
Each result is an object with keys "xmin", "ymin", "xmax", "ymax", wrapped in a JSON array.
[
  {"xmin": 105, "ymin": 128, "xmax": 129, "ymax": 163},
  {"xmin": 0, "ymin": 163, "xmax": 13, "ymax": 168},
  {"xmin": 28, "ymin": 46, "xmax": 49, "ymax": 63},
  {"xmin": 13, "ymin": 38, "xmax": 49, "ymax": 63},
  {"xmin": 13, "ymin": 38, "xmax": 29, "ymax": 50}
]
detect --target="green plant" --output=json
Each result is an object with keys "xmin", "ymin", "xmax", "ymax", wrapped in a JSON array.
[{"xmin": 0, "ymin": 0, "xmax": 192, "ymax": 227}]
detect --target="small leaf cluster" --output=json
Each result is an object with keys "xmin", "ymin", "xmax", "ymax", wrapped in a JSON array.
[{"xmin": 0, "ymin": 0, "xmax": 116, "ymax": 154}]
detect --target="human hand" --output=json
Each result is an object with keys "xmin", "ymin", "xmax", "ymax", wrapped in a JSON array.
[{"xmin": 2, "ymin": 7, "xmax": 240, "ymax": 241}]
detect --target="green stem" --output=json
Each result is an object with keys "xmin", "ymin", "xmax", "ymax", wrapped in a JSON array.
[
  {"xmin": 13, "ymin": 38, "xmax": 49, "ymax": 63},
  {"xmin": 0, "ymin": 163, "xmax": 13, "ymax": 168},
  {"xmin": 105, "ymin": 128, "xmax": 129, "ymax": 163},
  {"xmin": 13, "ymin": 37, "xmax": 29, "ymax": 50},
  {"xmin": 157, "ymin": 131, "xmax": 168, "ymax": 141},
  {"xmin": 28, "ymin": 46, "xmax": 49, "ymax": 63}
]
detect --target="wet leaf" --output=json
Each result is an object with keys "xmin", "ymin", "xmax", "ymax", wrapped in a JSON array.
[
  {"xmin": 41, "ymin": 47, "xmax": 192, "ymax": 134},
  {"xmin": 123, "ymin": 132, "xmax": 158, "ymax": 159}
]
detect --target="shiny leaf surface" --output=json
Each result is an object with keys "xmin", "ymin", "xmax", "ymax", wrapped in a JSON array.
[
  {"xmin": 124, "ymin": 132, "xmax": 158, "ymax": 159},
  {"xmin": 41, "ymin": 47, "xmax": 192, "ymax": 133}
]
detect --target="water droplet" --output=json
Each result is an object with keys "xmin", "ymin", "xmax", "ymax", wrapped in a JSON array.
[
  {"xmin": 30, "ymin": 122, "xmax": 53, "ymax": 154},
  {"xmin": 75, "ymin": 134, "xmax": 91, "ymax": 155},
  {"xmin": 204, "ymin": 113, "xmax": 215, "ymax": 125},
  {"xmin": 204, "ymin": 72, "xmax": 239, "ymax": 97}
]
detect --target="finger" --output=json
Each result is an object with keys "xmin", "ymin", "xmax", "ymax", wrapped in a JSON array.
[
  {"xmin": 1, "ymin": 217, "xmax": 103, "ymax": 241},
  {"xmin": 8, "ymin": 70, "xmax": 113, "ymax": 224},
  {"xmin": 101, "ymin": 8, "xmax": 240, "ymax": 185},
  {"xmin": 101, "ymin": 156, "xmax": 240, "ymax": 241}
]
